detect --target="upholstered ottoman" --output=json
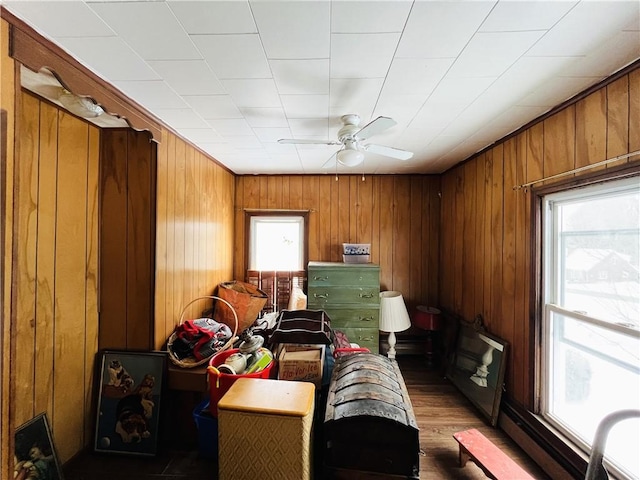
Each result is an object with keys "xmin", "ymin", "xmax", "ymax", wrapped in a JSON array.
[{"xmin": 217, "ymin": 377, "xmax": 315, "ymax": 480}]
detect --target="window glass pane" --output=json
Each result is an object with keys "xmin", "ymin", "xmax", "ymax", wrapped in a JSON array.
[
  {"xmin": 547, "ymin": 310, "xmax": 640, "ymax": 479},
  {"xmin": 543, "ymin": 177, "xmax": 640, "ymax": 479},
  {"xmin": 250, "ymin": 216, "xmax": 303, "ymax": 270},
  {"xmin": 553, "ymin": 184, "xmax": 640, "ymax": 327}
]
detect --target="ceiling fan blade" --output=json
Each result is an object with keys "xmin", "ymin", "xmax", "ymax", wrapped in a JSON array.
[
  {"xmin": 278, "ymin": 138, "xmax": 341, "ymax": 145},
  {"xmin": 364, "ymin": 143, "xmax": 413, "ymax": 160},
  {"xmin": 355, "ymin": 116, "xmax": 397, "ymax": 140},
  {"xmin": 321, "ymin": 151, "xmax": 339, "ymax": 169}
]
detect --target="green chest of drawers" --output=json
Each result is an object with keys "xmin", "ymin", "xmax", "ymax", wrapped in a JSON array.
[{"xmin": 307, "ymin": 261, "xmax": 380, "ymax": 354}]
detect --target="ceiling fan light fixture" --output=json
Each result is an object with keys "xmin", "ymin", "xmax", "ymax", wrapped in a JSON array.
[{"xmin": 337, "ymin": 148, "xmax": 364, "ymax": 167}]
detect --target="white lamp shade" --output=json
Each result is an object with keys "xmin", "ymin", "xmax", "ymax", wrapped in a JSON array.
[{"xmin": 379, "ymin": 291, "xmax": 411, "ymax": 333}]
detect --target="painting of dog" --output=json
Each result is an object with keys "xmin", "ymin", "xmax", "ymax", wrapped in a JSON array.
[{"xmin": 95, "ymin": 351, "xmax": 165, "ymax": 456}]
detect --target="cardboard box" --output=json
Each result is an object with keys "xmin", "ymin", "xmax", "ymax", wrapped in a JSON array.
[{"xmin": 277, "ymin": 344, "xmax": 325, "ymax": 388}]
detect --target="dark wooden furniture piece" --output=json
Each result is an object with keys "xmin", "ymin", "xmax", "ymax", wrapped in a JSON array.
[{"xmin": 324, "ymin": 353, "xmax": 419, "ymax": 479}]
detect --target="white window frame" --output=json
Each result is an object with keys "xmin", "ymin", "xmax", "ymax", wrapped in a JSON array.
[
  {"xmin": 246, "ymin": 212, "xmax": 307, "ymax": 271},
  {"xmin": 541, "ymin": 176, "xmax": 640, "ymax": 480}
]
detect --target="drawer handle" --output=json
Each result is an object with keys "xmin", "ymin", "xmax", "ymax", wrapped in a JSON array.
[
  {"xmin": 313, "ymin": 276, "xmax": 328, "ymax": 281},
  {"xmin": 359, "ymin": 316, "xmax": 374, "ymax": 323},
  {"xmin": 314, "ymin": 293, "xmax": 329, "ymax": 299},
  {"xmin": 358, "ymin": 335, "xmax": 374, "ymax": 341},
  {"xmin": 359, "ymin": 293, "xmax": 374, "ymax": 299}
]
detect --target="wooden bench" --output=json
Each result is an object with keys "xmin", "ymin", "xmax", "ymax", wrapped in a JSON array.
[{"xmin": 453, "ymin": 428, "xmax": 536, "ymax": 480}]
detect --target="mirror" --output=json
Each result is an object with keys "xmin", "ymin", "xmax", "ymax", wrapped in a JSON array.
[{"xmin": 446, "ymin": 315, "xmax": 509, "ymax": 426}]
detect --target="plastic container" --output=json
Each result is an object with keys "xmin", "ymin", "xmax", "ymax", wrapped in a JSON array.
[
  {"xmin": 343, "ymin": 254, "xmax": 370, "ymax": 264},
  {"xmin": 192, "ymin": 399, "xmax": 218, "ymax": 459},
  {"xmin": 342, "ymin": 243, "xmax": 370, "ymax": 255},
  {"xmin": 207, "ymin": 348, "xmax": 274, "ymax": 416}
]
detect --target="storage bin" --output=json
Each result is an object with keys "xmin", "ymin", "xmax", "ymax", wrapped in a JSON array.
[
  {"xmin": 192, "ymin": 399, "xmax": 218, "ymax": 459},
  {"xmin": 342, "ymin": 243, "xmax": 370, "ymax": 255},
  {"xmin": 342, "ymin": 254, "xmax": 370, "ymax": 264},
  {"xmin": 207, "ymin": 348, "xmax": 274, "ymax": 416}
]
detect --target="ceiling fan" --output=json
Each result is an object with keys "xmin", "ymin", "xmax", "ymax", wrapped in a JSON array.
[{"xmin": 278, "ymin": 114, "xmax": 413, "ymax": 167}]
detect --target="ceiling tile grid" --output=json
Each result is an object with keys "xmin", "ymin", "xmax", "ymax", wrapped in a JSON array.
[{"xmin": 4, "ymin": 0, "xmax": 639, "ymax": 174}]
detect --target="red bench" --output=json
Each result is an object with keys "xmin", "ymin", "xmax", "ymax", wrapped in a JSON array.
[{"xmin": 453, "ymin": 428, "xmax": 536, "ymax": 480}]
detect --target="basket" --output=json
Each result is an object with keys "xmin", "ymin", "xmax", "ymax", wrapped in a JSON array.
[
  {"xmin": 214, "ymin": 281, "xmax": 268, "ymax": 333},
  {"xmin": 167, "ymin": 296, "xmax": 238, "ymax": 368}
]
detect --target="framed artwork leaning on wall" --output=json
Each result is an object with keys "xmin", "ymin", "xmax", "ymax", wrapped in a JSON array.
[
  {"xmin": 94, "ymin": 350, "xmax": 166, "ymax": 456},
  {"xmin": 15, "ymin": 413, "xmax": 64, "ymax": 480}
]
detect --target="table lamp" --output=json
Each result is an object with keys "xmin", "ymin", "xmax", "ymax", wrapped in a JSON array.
[{"xmin": 379, "ymin": 291, "xmax": 411, "ymax": 359}]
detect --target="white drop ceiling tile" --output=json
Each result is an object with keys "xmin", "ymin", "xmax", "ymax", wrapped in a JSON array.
[
  {"xmin": 221, "ymin": 79, "xmax": 281, "ymax": 108},
  {"xmin": 207, "ymin": 119, "xmax": 254, "ymax": 136},
  {"xmin": 480, "ymin": 1, "xmax": 576, "ymax": 32},
  {"xmin": 200, "ymin": 143, "xmax": 238, "ymax": 156},
  {"xmin": 447, "ymin": 31, "xmax": 546, "ymax": 78},
  {"xmin": 115, "ymin": 81, "xmax": 187, "ymax": 110},
  {"xmin": 373, "ymin": 94, "xmax": 427, "ymax": 128},
  {"xmin": 330, "ymin": 33, "xmax": 400, "ymax": 78},
  {"xmin": 223, "ymin": 136, "xmax": 264, "ymax": 149},
  {"xmin": 429, "ymin": 76, "xmax": 496, "ymax": 106},
  {"xmin": 182, "ymin": 95, "xmax": 242, "ymax": 119},
  {"xmin": 54, "ymin": 37, "xmax": 160, "ymax": 81},
  {"xmin": 250, "ymin": 1, "xmax": 330, "ymax": 59},
  {"xmin": 263, "ymin": 142, "xmax": 298, "ymax": 155},
  {"xmin": 329, "ymin": 78, "xmax": 385, "ymax": 107},
  {"xmin": 89, "ymin": 2, "xmax": 201, "ymax": 60},
  {"xmin": 4, "ymin": 1, "xmax": 115, "ymax": 38},
  {"xmin": 178, "ymin": 129, "xmax": 225, "ymax": 144},
  {"xmin": 287, "ymin": 118, "xmax": 330, "ymax": 138},
  {"xmin": 168, "ymin": 1, "xmax": 257, "ymax": 34},
  {"xmin": 271, "ymin": 60, "xmax": 329, "ymax": 95},
  {"xmin": 331, "ymin": 1, "xmax": 412, "ymax": 34},
  {"xmin": 240, "ymin": 108, "xmax": 289, "ymax": 128},
  {"xmin": 558, "ymin": 31, "xmax": 640, "ymax": 78},
  {"xmin": 253, "ymin": 128, "xmax": 293, "ymax": 143},
  {"xmin": 153, "ymin": 108, "xmax": 210, "ymax": 129},
  {"xmin": 192, "ymin": 34, "xmax": 270, "ymax": 79},
  {"xmin": 518, "ymin": 76, "xmax": 601, "ymax": 107},
  {"xmin": 383, "ymin": 58, "xmax": 453, "ymax": 95},
  {"xmin": 147, "ymin": 60, "xmax": 225, "ymax": 95},
  {"xmin": 396, "ymin": 1, "xmax": 494, "ymax": 58},
  {"xmin": 281, "ymin": 95, "xmax": 329, "ymax": 119},
  {"xmin": 528, "ymin": 1, "xmax": 640, "ymax": 57}
]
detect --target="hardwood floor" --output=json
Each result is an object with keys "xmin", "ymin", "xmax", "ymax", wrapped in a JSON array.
[{"xmin": 63, "ymin": 355, "xmax": 550, "ymax": 479}]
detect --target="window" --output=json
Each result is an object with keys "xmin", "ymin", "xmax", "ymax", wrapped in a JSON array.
[
  {"xmin": 541, "ymin": 176, "xmax": 640, "ymax": 479},
  {"xmin": 245, "ymin": 211, "xmax": 308, "ymax": 314}
]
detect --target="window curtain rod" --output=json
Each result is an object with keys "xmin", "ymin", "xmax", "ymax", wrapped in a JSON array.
[{"xmin": 513, "ymin": 149, "xmax": 640, "ymax": 191}]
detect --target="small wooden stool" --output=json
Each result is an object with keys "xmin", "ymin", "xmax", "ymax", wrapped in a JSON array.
[
  {"xmin": 218, "ymin": 378, "xmax": 315, "ymax": 480},
  {"xmin": 453, "ymin": 428, "xmax": 536, "ymax": 480}
]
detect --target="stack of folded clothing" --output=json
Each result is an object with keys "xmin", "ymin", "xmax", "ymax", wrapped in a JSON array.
[{"xmin": 171, "ymin": 318, "xmax": 233, "ymax": 361}]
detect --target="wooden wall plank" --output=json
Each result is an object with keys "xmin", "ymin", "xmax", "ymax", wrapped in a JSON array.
[
  {"xmin": 173, "ymin": 139, "xmax": 186, "ymax": 319},
  {"xmin": 318, "ymin": 176, "xmax": 332, "ymax": 261},
  {"xmin": 462, "ymin": 162, "xmax": 476, "ymax": 320},
  {"xmin": 126, "ymin": 131, "xmax": 153, "ymax": 349},
  {"xmin": 482, "ymin": 152, "xmax": 493, "ymax": 324},
  {"xmin": 606, "ymin": 76, "xmax": 630, "ymax": 166},
  {"xmin": 379, "ymin": 176, "xmax": 394, "ymax": 291},
  {"xmin": 393, "ymin": 176, "xmax": 411, "ymax": 295},
  {"xmin": 473, "ymin": 154, "xmax": 486, "ymax": 317},
  {"xmin": 575, "ymin": 89, "xmax": 606, "ymax": 170},
  {"xmin": 154, "ymin": 129, "xmax": 168, "ymax": 348},
  {"xmin": 502, "ymin": 138, "xmax": 517, "ymax": 389},
  {"xmin": 34, "ymin": 101, "xmax": 57, "ymax": 418},
  {"xmin": 489, "ymin": 145, "xmax": 504, "ymax": 334},
  {"xmin": 84, "ymin": 125, "xmax": 100, "ymax": 445},
  {"xmin": 99, "ymin": 130, "xmax": 128, "ymax": 349},
  {"xmin": 53, "ymin": 111, "xmax": 89, "ymax": 461},
  {"xmin": 630, "ymin": 70, "xmax": 640, "ymax": 153},
  {"xmin": 15, "ymin": 92, "xmax": 39, "ymax": 426},
  {"xmin": 543, "ymin": 107, "xmax": 575, "ymax": 180}
]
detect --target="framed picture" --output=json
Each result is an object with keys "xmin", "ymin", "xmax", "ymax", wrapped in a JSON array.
[
  {"xmin": 446, "ymin": 315, "xmax": 509, "ymax": 426},
  {"xmin": 94, "ymin": 350, "xmax": 166, "ymax": 456},
  {"xmin": 15, "ymin": 413, "xmax": 64, "ymax": 480}
]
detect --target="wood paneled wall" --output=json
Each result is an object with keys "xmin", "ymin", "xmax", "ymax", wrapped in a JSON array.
[
  {"xmin": 100, "ymin": 129, "xmax": 156, "ymax": 351},
  {"xmin": 13, "ymin": 90, "xmax": 100, "ymax": 462},
  {"xmin": 439, "ymin": 69, "xmax": 640, "ymax": 408},
  {"xmin": 153, "ymin": 130, "xmax": 235, "ymax": 350},
  {"xmin": 1, "ymin": 18, "xmax": 16, "ymax": 480},
  {"xmin": 234, "ymin": 175, "xmax": 441, "ymax": 310}
]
